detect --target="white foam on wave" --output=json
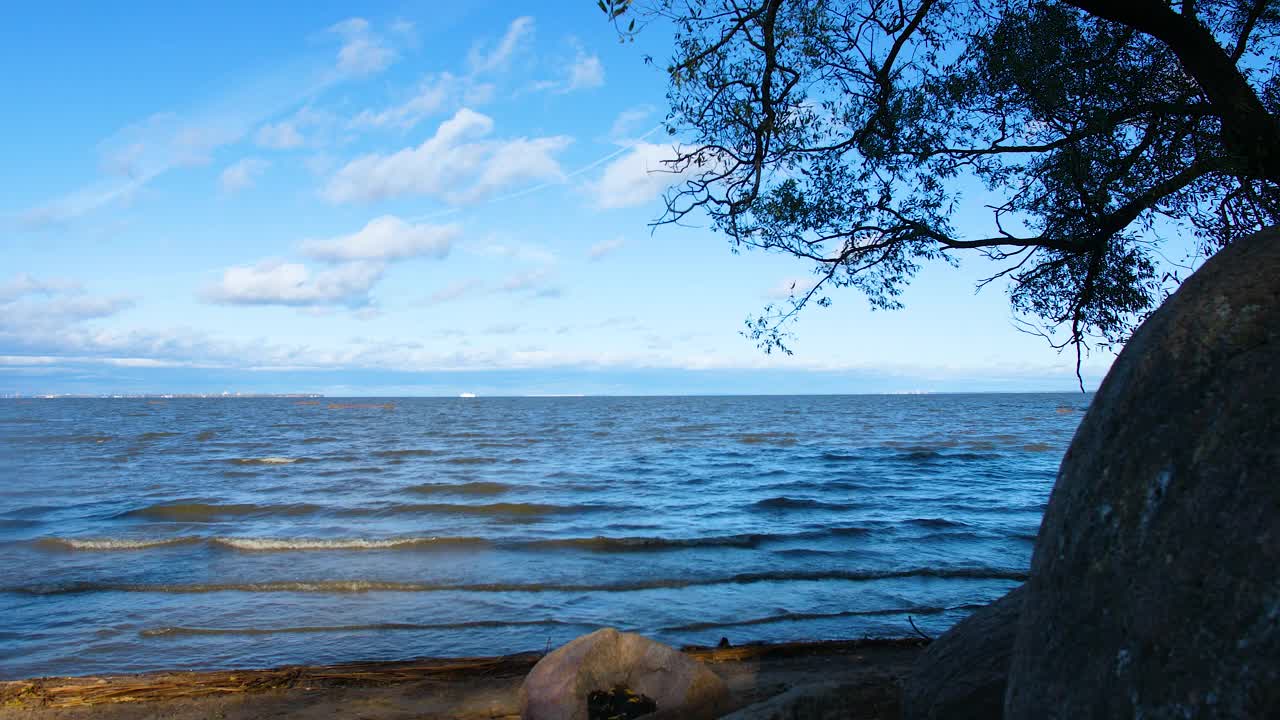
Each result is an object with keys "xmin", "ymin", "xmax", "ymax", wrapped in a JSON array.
[
  {"xmin": 235, "ymin": 457, "xmax": 298, "ymax": 464},
  {"xmin": 213, "ymin": 537, "xmax": 439, "ymax": 551},
  {"xmin": 48, "ymin": 537, "xmax": 193, "ymax": 550}
]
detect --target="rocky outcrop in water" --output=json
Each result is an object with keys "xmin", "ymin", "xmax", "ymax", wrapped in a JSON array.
[
  {"xmin": 518, "ymin": 628, "xmax": 728, "ymax": 720},
  {"xmin": 902, "ymin": 584, "xmax": 1023, "ymax": 720},
  {"xmin": 1005, "ymin": 226, "xmax": 1280, "ymax": 717}
]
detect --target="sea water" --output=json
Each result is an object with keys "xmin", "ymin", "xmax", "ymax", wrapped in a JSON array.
[{"xmin": 0, "ymin": 394, "xmax": 1085, "ymax": 679}]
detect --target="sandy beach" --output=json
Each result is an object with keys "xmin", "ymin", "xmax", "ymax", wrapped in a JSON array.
[{"xmin": 0, "ymin": 638, "xmax": 924, "ymax": 719}]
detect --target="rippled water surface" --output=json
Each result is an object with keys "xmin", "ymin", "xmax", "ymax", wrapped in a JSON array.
[{"xmin": 0, "ymin": 394, "xmax": 1086, "ymax": 679}]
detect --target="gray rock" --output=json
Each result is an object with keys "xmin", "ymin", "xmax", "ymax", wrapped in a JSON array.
[
  {"xmin": 902, "ymin": 584, "xmax": 1024, "ymax": 720},
  {"xmin": 518, "ymin": 628, "xmax": 728, "ymax": 720},
  {"xmin": 1006, "ymin": 227, "xmax": 1280, "ymax": 718}
]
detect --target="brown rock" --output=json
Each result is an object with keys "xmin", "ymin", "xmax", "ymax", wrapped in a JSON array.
[
  {"xmin": 902, "ymin": 584, "xmax": 1023, "ymax": 720},
  {"xmin": 1006, "ymin": 227, "xmax": 1280, "ymax": 717},
  {"xmin": 518, "ymin": 628, "xmax": 729, "ymax": 720}
]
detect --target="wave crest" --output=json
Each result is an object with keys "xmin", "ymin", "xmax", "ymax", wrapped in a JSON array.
[{"xmin": 12, "ymin": 567, "xmax": 1029, "ymax": 595}]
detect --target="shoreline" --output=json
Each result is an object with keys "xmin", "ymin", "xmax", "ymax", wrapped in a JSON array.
[{"xmin": 1, "ymin": 637, "xmax": 926, "ymax": 718}]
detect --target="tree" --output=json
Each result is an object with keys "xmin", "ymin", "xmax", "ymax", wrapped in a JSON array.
[{"xmin": 602, "ymin": 0, "xmax": 1280, "ymax": 380}]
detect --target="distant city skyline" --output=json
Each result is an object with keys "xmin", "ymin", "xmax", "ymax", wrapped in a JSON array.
[{"xmin": 2, "ymin": 2, "xmax": 1115, "ymax": 396}]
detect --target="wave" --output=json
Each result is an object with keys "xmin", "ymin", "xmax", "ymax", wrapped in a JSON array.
[
  {"xmin": 211, "ymin": 536, "xmax": 490, "ymax": 551},
  {"xmin": 442, "ymin": 456, "xmax": 501, "ymax": 465},
  {"xmin": 752, "ymin": 496, "xmax": 861, "ymax": 511},
  {"xmin": 761, "ymin": 480, "xmax": 866, "ymax": 493},
  {"xmin": 118, "ymin": 502, "xmax": 322, "ymax": 522},
  {"xmin": 406, "ymin": 481, "xmax": 513, "ymax": 496},
  {"xmin": 228, "ymin": 457, "xmax": 300, "ymax": 465},
  {"xmin": 115, "ymin": 501, "xmax": 591, "ymax": 522},
  {"xmin": 528, "ymin": 533, "xmax": 768, "ymax": 552},
  {"xmin": 737, "ymin": 433, "xmax": 799, "ymax": 446},
  {"xmin": 906, "ymin": 517, "xmax": 971, "ymax": 528},
  {"xmin": 661, "ymin": 605, "xmax": 953, "ymax": 632},
  {"xmin": 301, "ymin": 437, "xmax": 339, "ymax": 444},
  {"xmin": 195, "ymin": 430, "xmax": 217, "ymax": 441},
  {"xmin": 36, "ymin": 537, "xmax": 199, "ymax": 551},
  {"xmin": 473, "ymin": 440, "xmax": 540, "ymax": 449},
  {"xmin": 367, "ymin": 502, "xmax": 608, "ymax": 518},
  {"xmin": 313, "ymin": 467, "xmax": 384, "ymax": 476},
  {"xmin": 894, "ymin": 450, "xmax": 1001, "ymax": 462},
  {"xmin": 53, "ymin": 434, "xmax": 115, "ymax": 444},
  {"xmin": 36, "ymin": 535, "xmax": 493, "ymax": 552},
  {"xmin": 327, "ymin": 403, "xmax": 395, "ymax": 410},
  {"xmin": 141, "ymin": 619, "xmax": 578, "ymax": 638},
  {"xmin": 373, "ymin": 448, "xmax": 437, "ymax": 458},
  {"xmin": 9, "ymin": 568, "xmax": 1029, "ymax": 596},
  {"xmin": 137, "ymin": 431, "xmax": 179, "ymax": 441},
  {"xmin": 33, "ymin": 527, "xmax": 880, "ymax": 554}
]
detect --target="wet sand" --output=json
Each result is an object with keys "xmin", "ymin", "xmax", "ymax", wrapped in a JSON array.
[{"xmin": 0, "ymin": 639, "xmax": 925, "ymax": 719}]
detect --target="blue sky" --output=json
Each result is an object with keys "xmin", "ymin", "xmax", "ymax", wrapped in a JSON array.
[{"xmin": 1, "ymin": 1, "xmax": 1114, "ymax": 396}]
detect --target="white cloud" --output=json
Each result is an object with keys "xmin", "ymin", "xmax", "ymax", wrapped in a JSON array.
[
  {"xmin": 498, "ymin": 267, "xmax": 561, "ymax": 298},
  {"xmin": 100, "ymin": 111, "xmax": 245, "ymax": 177},
  {"xmin": 17, "ymin": 51, "xmax": 345, "ymax": 226},
  {"xmin": 471, "ymin": 240, "xmax": 557, "ymax": 265},
  {"xmin": 389, "ymin": 19, "xmax": 417, "ymax": 42},
  {"xmin": 256, "ymin": 122, "xmax": 304, "ymax": 149},
  {"xmin": 0, "ymin": 274, "xmax": 82, "ymax": 302},
  {"xmin": 484, "ymin": 321, "xmax": 523, "ymax": 335},
  {"xmin": 331, "ymin": 18, "xmax": 396, "ymax": 76},
  {"xmin": 203, "ymin": 260, "xmax": 384, "ymax": 307},
  {"xmin": 325, "ymin": 108, "xmax": 572, "ymax": 204},
  {"xmin": 500, "ymin": 268, "xmax": 550, "ymax": 292},
  {"xmin": 464, "ymin": 136, "xmax": 571, "ymax": 202},
  {"xmin": 256, "ymin": 107, "xmax": 336, "ymax": 150},
  {"xmin": 587, "ymin": 237, "xmax": 625, "ymax": 260},
  {"xmin": 219, "ymin": 158, "xmax": 270, "ymax": 193},
  {"xmin": 586, "ymin": 142, "xmax": 694, "ymax": 209},
  {"xmin": 609, "ymin": 105, "xmax": 655, "ymax": 142},
  {"xmin": 469, "ymin": 17, "xmax": 534, "ymax": 74},
  {"xmin": 0, "ymin": 277, "xmax": 134, "ymax": 334},
  {"xmin": 351, "ymin": 73, "xmax": 458, "ymax": 130},
  {"xmin": 566, "ymin": 52, "xmax": 605, "ymax": 91},
  {"xmin": 530, "ymin": 47, "xmax": 606, "ymax": 95},
  {"xmin": 20, "ymin": 174, "xmax": 153, "ymax": 228},
  {"xmin": 49, "ymin": 295, "xmax": 135, "ymax": 321},
  {"xmin": 303, "ymin": 154, "xmax": 337, "ymax": 176},
  {"xmin": 298, "ymin": 215, "xmax": 458, "ymax": 262},
  {"xmin": 4, "ymin": 295, "xmax": 134, "ymax": 326},
  {"xmin": 426, "ymin": 279, "xmax": 483, "ymax": 305}
]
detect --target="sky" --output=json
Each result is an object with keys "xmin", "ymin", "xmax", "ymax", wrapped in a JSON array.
[{"xmin": 0, "ymin": 1, "xmax": 1116, "ymax": 396}]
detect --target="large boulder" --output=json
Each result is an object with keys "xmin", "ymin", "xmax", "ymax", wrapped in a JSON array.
[
  {"xmin": 902, "ymin": 584, "xmax": 1024, "ymax": 720},
  {"xmin": 518, "ymin": 628, "xmax": 729, "ymax": 720},
  {"xmin": 1006, "ymin": 227, "xmax": 1280, "ymax": 718}
]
